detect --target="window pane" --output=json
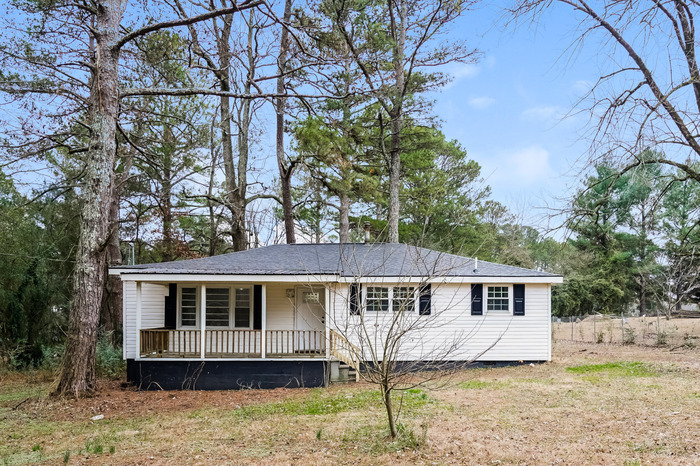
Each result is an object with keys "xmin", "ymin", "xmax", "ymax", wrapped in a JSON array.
[
  {"xmin": 487, "ymin": 286, "xmax": 509, "ymax": 311},
  {"xmin": 367, "ymin": 287, "xmax": 389, "ymax": 312},
  {"xmin": 181, "ymin": 287, "xmax": 197, "ymax": 326},
  {"xmin": 206, "ymin": 288, "xmax": 230, "ymax": 327},
  {"xmin": 392, "ymin": 287, "xmax": 415, "ymax": 312},
  {"xmin": 235, "ymin": 287, "xmax": 251, "ymax": 327}
]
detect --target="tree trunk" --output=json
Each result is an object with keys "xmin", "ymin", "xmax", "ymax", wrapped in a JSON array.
[
  {"xmin": 161, "ymin": 169, "xmax": 175, "ymax": 261},
  {"xmin": 216, "ymin": 13, "xmax": 249, "ymax": 251},
  {"xmin": 276, "ymin": 0, "xmax": 295, "ymax": 244},
  {"xmin": 99, "ymin": 183, "xmax": 123, "ymax": 343},
  {"xmin": 339, "ymin": 192, "xmax": 350, "ymax": 243},
  {"xmin": 230, "ymin": 10, "xmax": 256, "ymax": 252},
  {"xmin": 53, "ymin": 0, "xmax": 123, "ymax": 397},
  {"xmin": 382, "ymin": 384, "xmax": 397, "ymax": 438},
  {"xmin": 387, "ymin": 0, "xmax": 407, "ymax": 244}
]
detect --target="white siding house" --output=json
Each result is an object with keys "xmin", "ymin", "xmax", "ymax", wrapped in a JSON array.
[{"xmin": 111, "ymin": 243, "xmax": 562, "ymax": 389}]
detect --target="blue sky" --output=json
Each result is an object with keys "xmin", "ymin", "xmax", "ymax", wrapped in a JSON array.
[{"xmin": 431, "ymin": 4, "xmax": 600, "ymax": 227}]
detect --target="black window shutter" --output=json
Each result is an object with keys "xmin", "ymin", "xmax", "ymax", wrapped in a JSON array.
[
  {"xmin": 164, "ymin": 283, "xmax": 177, "ymax": 329},
  {"xmin": 253, "ymin": 285, "xmax": 263, "ymax": 329},
  {"xmin": 471, "ymin": 284, "xmax": 483, "ymax": 316},
  {"xmin": 419, "ymin": 284, "xmax": 431, "ymax": 315},
  {"xmin": 349, "ymin": 283, "xmax": 361, "ymax": 315},
  {"xmin": 513, "ymin": 284, "xmax": 525, "ymax": 316}
]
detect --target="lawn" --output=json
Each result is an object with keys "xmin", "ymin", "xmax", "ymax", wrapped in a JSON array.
[{"xmin": 1, "ymin": 341, "xmax": 699, "ymax": 464}]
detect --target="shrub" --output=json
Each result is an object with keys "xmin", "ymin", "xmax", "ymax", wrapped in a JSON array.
[
  {"xmin": 595, "ymin": 331, "xmax": 605, "ymax": 344},
  {"xmin": 623, "ymin": 327, "xmax": 637, "ymax": 345},
  {"xmin": 39, "ymin": 344, "xmax": 64, "ymax": 371},
  {"xmin": 96, "ymin": 333, "xmax": 125, "ymax": 378},
  {"xmin": 656, "ymin": 331, "xmax": 668, "ymax": 346}
]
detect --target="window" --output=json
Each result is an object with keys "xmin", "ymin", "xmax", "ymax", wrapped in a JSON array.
[
  {"xmin": 392, "ymin": 287, "xmax": 415, "ymax": 312},
  {"xmin": 366, "ymin": 287, "xmax": 389, "ymax": 312},
  {"xmin": 179, "ymin": 285, "xmax": 253, "ymax": 329},
  {"xmin": 206, "ymin": 287, "xmax": 230, "ymax": 327},
  {"xmin": 180, "ymin": 287, "xmax": 197, "ymax": 327},
  {"xmin": 234, "ymin": 287, "xmax": 251, "ymax": 328},
  {"xmin": 487, "ymin": 286, "xmax": 509, "ymax": 312}
]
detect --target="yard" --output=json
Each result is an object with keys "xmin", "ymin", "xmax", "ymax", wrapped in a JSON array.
[{"xmin": 1, "ymin": 340, "xmax": 699, "ymax": 464}]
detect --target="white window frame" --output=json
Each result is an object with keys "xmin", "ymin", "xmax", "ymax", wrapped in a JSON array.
[
  {"xmin": 362, "ymin": 285, "xmax": 418, "ymax": 313},
  {"xmin": 486, "ymin": 284, "xmax": 512, "ymax": 314},
  {"xmin": 231, "ymin": 286, "xmax": 253, "ymax": 329},
  {"xmin": 177, "ymin": 284, "xmax": 254, "ymax": 330},
  {"xmin": 178, "ymin": 285, "xmax": 199, "ymax": 329},
  {"xmin": 392, "ymin": 286, "xmax": 416, "ymax": 312}
]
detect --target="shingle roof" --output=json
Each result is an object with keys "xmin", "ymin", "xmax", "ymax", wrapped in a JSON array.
[{"xmin": 113, "ymin": 243, "xmax": 560, "ymax": 278}]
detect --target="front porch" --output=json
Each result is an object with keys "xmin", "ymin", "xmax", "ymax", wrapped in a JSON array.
[
  {"xmin": 131, "ymin": 280, "xmax": 332, "ymax": 361},
  {"xmin": 139, "ymin": 328, "xmax": 326, "ymax": 358}
]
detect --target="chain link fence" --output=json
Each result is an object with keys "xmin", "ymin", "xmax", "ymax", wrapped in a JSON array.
[{"xmin": 552, "ymin": 314, "xmax": 700, "ymax": 348}]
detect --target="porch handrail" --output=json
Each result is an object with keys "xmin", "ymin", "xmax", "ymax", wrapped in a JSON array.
[
  {"xmin": 329, "ymin": 329, "xmax": 361, "ymax": 381},
  {"xmin": 140, "ymin": 329, "xmax": 200, "ymax": 357},
  {"xmin": 266, "ymin": 330, "xmax": 325, "ymax": 357}
]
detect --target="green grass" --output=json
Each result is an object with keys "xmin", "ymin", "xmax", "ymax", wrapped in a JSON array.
[
  {"xmin": 566, "ymin": 361, "xmax": 659, "ymax": 377},
  {"xmin": 231, "ymin": 388, "xmax": 432, "ymax": 419},
  {"xmin": 458, "ymin": 380, "xmax": 506, "ymax": 390}
]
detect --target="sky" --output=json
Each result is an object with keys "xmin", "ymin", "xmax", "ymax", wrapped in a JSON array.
[{"xmin": 429, "ymin": 4, "xmax": 601, "ymax": 229}]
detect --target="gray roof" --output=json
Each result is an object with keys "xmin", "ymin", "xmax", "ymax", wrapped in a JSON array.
[{"xmin": 114, "ymin": 243, "xmax": 559, "ymax": 278}]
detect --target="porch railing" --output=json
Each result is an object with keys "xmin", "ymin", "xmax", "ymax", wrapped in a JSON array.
[
  {"xmin": 140, "ymin": 329, "xmax": 200, "ymax": 357},
  {"xmin": 329, "ymin": 329, "xmax": 361, "ymax": 381},
  {"xmin": 266, "ymin": 330, "xmax": 325, "ymax": 357},
  {"xmin": 139, "ymin": 329, "xmax": 325, "ymax": 358},
  {"xmin": 205, "ymin": 329, "xmax": 261, "ymax": 357}
]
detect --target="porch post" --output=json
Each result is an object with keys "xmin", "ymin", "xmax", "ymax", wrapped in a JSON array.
[
  {"xmin": 261, "ymin": 284, "xmax": 267, "ymax": 358},
  {"xmin": 200, "ymin": 284, "xmax": 207, "ymax": 359},
  {"xmin": 324, "ymin": 284, "xmax": 330, "ymax": 359},
  {"xmin": 136, "ymin": 281, "xmax": 142, "ymax": 358}
]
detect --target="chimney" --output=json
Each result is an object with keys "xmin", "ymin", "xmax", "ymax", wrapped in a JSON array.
[{"xmin": 363, "ymin": 222, "xmax": 371, "ymax": 244}]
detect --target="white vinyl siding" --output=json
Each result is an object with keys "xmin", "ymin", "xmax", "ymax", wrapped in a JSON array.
[
  {"xmin": 331, "ymin": 282, "xmax": 552, "ymax": 362},
  {"xmin": 123, "ymin": 281, "xmax": 168, "ymax": 359}
]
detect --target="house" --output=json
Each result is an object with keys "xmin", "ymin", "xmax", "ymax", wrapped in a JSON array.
[{"xmin": 110, "ymin": 242, "xmax": 563, "ymax": 390}]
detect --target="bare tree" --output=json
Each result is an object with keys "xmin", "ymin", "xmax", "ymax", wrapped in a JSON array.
[
  {"xmin": 326, "ymin": 244, "xmax": 503, "ymax": 438},
  {"xmin": 509, "ymin": 0, "xmax": 700, "ymax": 183}
]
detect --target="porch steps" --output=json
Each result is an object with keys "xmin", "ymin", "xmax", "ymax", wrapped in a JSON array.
[{"xmin": 329, "ymin": 361, "xmax": 358, "ymax": 384}]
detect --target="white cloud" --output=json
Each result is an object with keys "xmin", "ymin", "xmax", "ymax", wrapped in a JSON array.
[
  {"xmin": 521, "ymin": 105, "xmax": 563, "ymax": 122},
  {"xmin": 571, "ymin": 79, "xmax": 592, "ymax": 94},
  {"xmin": 468, "ymin": 96, "xmax": 496, "ymax": 110},
  {"xmin": 441, "ymin": 63, "xmax": 482, "ymax": 89},
  {"xmin": 479, "ymin": 145, "xmax": 556, "ymax": 191},
  {"xmin": 452, "ymin": 63, "xmax": 481, "ymax": 80}
]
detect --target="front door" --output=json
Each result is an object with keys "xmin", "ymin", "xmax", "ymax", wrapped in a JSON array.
[{"xmin": 295, "ymin": 287, "xmax": 325, "ymax": 353}]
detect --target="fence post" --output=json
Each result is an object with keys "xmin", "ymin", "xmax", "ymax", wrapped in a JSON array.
[
  {"xmin": 593, "ymin": 314, "xmax": 596, "ymax": 343},
  {"xmin": 571, "ymin": 318, "xmax": 574, "ymax": 341},
  {"xmin": 621, "ymin": 312, "xmax": 624, "ymax": 343}
]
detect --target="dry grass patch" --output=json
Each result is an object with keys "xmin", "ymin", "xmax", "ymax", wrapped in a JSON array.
[{"xmin": 1, "ymin": 341, "xmax": 699, "ymax": 464}]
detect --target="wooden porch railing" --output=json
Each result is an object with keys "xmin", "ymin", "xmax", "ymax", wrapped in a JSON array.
[
  {"xmin": 329, "ymin": 329, "xmax": 361, "ymax": 381},
  {"xmin": 266, "ymin": 330, "xmax": 325, "ymax": 357},
  {"xmin": 140, "ymin": 329, "xmax": 200, "ymax": 357},
  {"xmin": 139, "ymin": 329, "xmax": 326, "ymax": 358},
  {"xmin": 205, "ymin": 329, "xmax": 261, "ymax": 357}
]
